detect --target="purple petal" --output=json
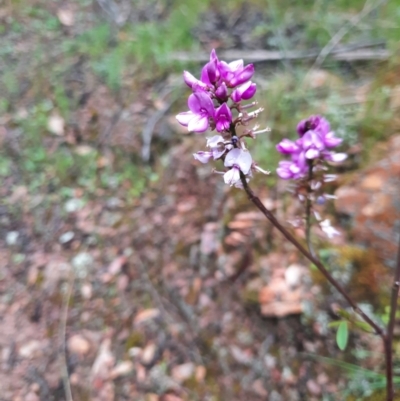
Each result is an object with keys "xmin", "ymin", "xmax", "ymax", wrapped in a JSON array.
[
  {"xmin": 231, "ymin": 81, "xmax": 251, "ymax": 102},
  {"xmin": 327, "ymin": 152, "xmax": 347, "ymax": 162},
  {"xmin": 176, "ymin": 111, "xmax": 194, "ymax": 126},
  {"xmin": 200, "ymin": 64, "xmax": 212, "ymax": 86},
  {"xmin": 197, "ymin": 92, "xmax": 216, "ymax": 116},
  {"xmin": 224, "ymin": 167, "xmax": 241, "ymax": 186},
  {"xmin": 207, "ymin": 59, "xmax": 219, "ymax": 84},
  {"xmin": 219, "ymin": 61, "xmax": 234, "ymax": 82},
  {"xmin": 241, "ymin": 82, "xmax": 257, "ymax": 100},
  {"xmin": 295, "ymin": 151, "xmax": 307, "ymax": 170},
  {"xmin": 212, "ymin": 147, "xmax": 226, "ymax": 159},
  {"xmin": 276, "ymin": 161, "xmax": 293, "ymax": 179},
  {"xmin": 231, "ymin": 88, "xmax": 242, "ymax": 103},
  {"xmin": 289, "ymin": 163, "xmax": 302, "ymax": 174},
  {"xmin": 228, "ymin": 59, "xmax": 243, "ymax": 72},
  {"xmin": 193, "ymin": 151, "xmax": 213, "ymax": 163},
  {"xmin": 215, "ymin": 103, "xmax": 232, "ymax": 132},
  {"xmin": 188, "ymin": 93, "xmax": 201, "ymax": 113},
  {"xmin": 276, "ymin": 139, "xmax": 299, "ymax": 154},
  {"xmin": 188, "ymin": 114, "xmax": 209, "ymax": 132},
  {"xmin": 296, "ymin": 120, "xmax": 308, "ymax": 137},
  {"xmin": 215, "ymin": 82, "xmax": 228, "ymax": 100},
  {"xmin": 305, "ymin": 148, "xmax": 320, "ymax": 159},
  {"xmin": 215, "ymin": 103, "xmax": 231, "ymax": 119},
  {"xmin": 315, "ymin": 116, "xmax": 331, "ymax": 136},
  {"xmin": 236, "ymin": 151, "xmax": 252, "ymax": 173},
  {"xmin": 210, "ymin": 48, "xmax": 219, "ymax": 62},
  {"xmin": 188, "ymin": 92, "xmax": 214, "ymax": 117},
  {"xmin": 229, "ymin": 64, "xmax": 254, "ymax": 87},
  {"xmin": 297, "ymin": 115, "xmax": 331, "ymax": 137},
  {"xmin": 183, "ymin": 71, "xmax": 207, "ymax": 90},
  {"xmin": 323, "ymin": 132, "xmax": 342, "ymax": 148},
  {"xmin": 302, "ymin": 131, "xmax": 324, "ymax": 150},
  {"xmin": 207, "ymin": 135, "xmax": 224, "ymax": 148},
  {"xmin": 224, "ymin": 149, "xmax": 252, "ymax": 174},
  {"xmin": 224, "ymin": 148, "xmax": 241, "ymax": 167}
]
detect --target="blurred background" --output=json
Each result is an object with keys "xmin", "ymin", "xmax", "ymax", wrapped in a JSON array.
[{"xmin": 0, "ymin": 0, "xmax": 400, "ymax": 400}]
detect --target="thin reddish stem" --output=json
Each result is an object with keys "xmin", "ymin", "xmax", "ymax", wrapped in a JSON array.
[
  {"xmin": 239, "ymin": 172, "xmax": 384, "ymax": 337},
  {"xmin": 385, "ymin": 230, "xmax": 400, "ymax": 401}
]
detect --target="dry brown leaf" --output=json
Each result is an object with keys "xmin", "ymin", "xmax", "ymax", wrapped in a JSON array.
[
  {"xmin": 107, "ymin": 256, "xmax": 127, "ymax": 276},
  {"xmin": 234, "ymin": 211, "xmax": 264, "ymax": 220},
  {"xmin": 229, "ymin": 345, "xmax": 253, "ymax": 366},
  {"xmin": 227, "ymin": 220, "xmax": 254, "ymax": 230},
  {"xmin": 110, "ymin": 361, "xmax": 134, "ymax": 379},
  {"xmin": 47, "ymin": 114, "xmax": 64, "ymax": 136},
  {"xmin": 171, "ymin": 362, "xmax": 195, "ymax": 383},
  {"xmin": 134, "ymin": 309, "xmax": 160, "ymax": 325},
  {"xmin": 57, "ymin": 8, "xmax": 74, "ymax": 26},
  {"xmin": 164, "ymin": 395, "xmax": 183, "ymax": 401},
  {"xmin": 91, "ymin": 339, "xmax": 115, "ymax": 384},
  {"xmin": 224, "ymin": 231, "xmax": 246, "ymax": 246},
  {"xmin": 261, "ymin": 301, "xmax": 302, "ymax": 317},
  {"xmin": 68, "ymin": 334, "xmax": 91, "ymax": 356},
  {"xmin": 195, "ymin": 365, "xmax": 206, "ymax": 383},
  {"xmin": 141, "ymin": 343, "xmax": 157, "ymax": 365},
  {"xmin": 259, "ymin": 276, "xmax": 304, "ymax": 317}
]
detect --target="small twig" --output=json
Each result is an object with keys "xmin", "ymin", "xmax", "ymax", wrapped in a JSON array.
[
  {"xmin": 98, "ymin": 109, "xmax": 122, "ymax": 147},
  {"xmin": 385, "ymin": 230, "xmax": 400, "ymax": 401},
  {"xmin": 141, "ymin": 102, "xmax": 174, "ymax": 162},
  {"xmin": 141, "ymin": 84, "xmax": 181, "ymax": 162},
  {"xmin": 59, "ymin": 271, "xmax": 74, "ymax": 401},
  {"xmin": 305, "ymin": 162, "xmax": 317, "ymax": 259},
  {"xmin": 136, "ymin": 255, "xmax": 204, "ymax": 365},
  {"xmin": 170, "ymin": 46, "xmax": 390, "ymax": 64},
  {"xmin": 95, "ymin": 0, "xmax": 128, "ymax": 26},
  {"xmin": 307, "ymin": 0, "xmax": 388, "ymax": 72},
  {"xmin": 238, "ymin": 171, "xmax": 384, "ymax": 338}
]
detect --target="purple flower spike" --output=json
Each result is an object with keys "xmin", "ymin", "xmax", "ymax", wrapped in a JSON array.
[
  {"xmin": 176, "ymin": 91, "xmax": 215, "ymax": 133},
  {"xmin": 276, "ymin": 115, "xmax": 346, "ymax": 183},
  {"xmin": 224, "ymin": 149, "xmax": 252, "ymax": 186},
  {"xmin": 215, "ymin": 103, "xmax": 232, "ymax": 132}
]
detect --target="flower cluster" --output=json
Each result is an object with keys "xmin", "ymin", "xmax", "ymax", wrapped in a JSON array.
[
  {"xmin": 276, "ymin": 115, "xmax": 347, "ymax": 238},
  {"xmin": 176, "ymin": 49, "xmax": 269, "ymax": 187},
  {"xmin": 276, "ymin": 115, "xmax": 346, "ymax": 180}
]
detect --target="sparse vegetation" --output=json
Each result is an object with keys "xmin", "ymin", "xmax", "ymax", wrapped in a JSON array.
[{"xmin": 0, "ymin": 0, "xmax": 399, "ymax": 399}]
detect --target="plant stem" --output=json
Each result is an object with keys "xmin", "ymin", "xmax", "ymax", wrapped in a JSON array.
[
  {"xmin": 305, "ymin": 160, "xmax": 316, "ymax": 259},
  {"xmin": 238, "ymin": 172, "xmax": 384, "ymax": 338},
  {"xmin": 385, "ymin": 231, "xmax": 400, "ymax": 401}
]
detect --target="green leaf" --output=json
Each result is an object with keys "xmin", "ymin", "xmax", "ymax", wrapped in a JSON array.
[
  {"xmin": 327, "ymin": 321, "xmax": 341, "ymax": 328},
  {"xmin": 336, "ymin": 308, "xmax": 352, "ymax": 320},
  {"xmin": 336, "ymin": 321, "xmax": 349, "ymax": 351},
  {"xmin": 353, "ymin": 320, "xmax": 373, "ymax": 333}
]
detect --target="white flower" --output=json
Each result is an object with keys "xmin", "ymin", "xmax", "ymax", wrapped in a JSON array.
[
  {"xmin": 320, "ymin": 219, "xmax": 340, "ymax": 238},
  {"xmin": 223, "ymin": 149, "xmax": 252, "ymax": 186}
]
